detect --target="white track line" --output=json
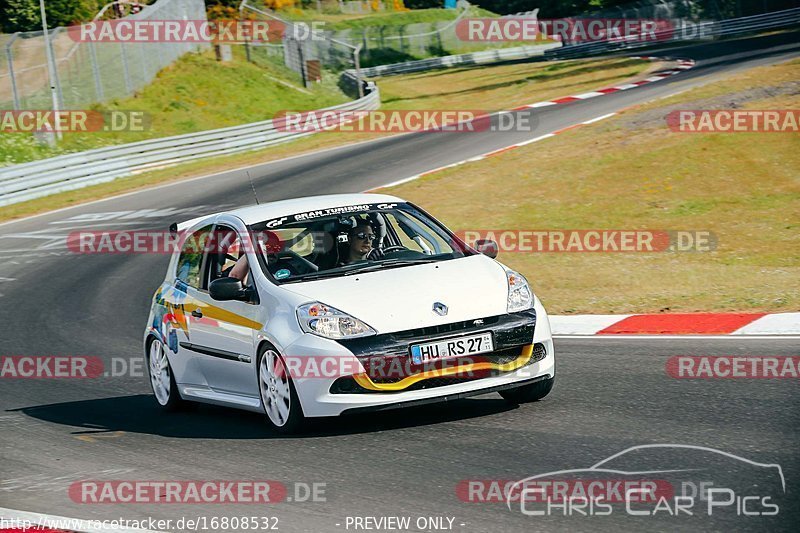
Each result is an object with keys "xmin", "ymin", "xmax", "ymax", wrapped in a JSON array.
[
  {"xmin": 369, "ymin": 56, "xmax": 694, "ymax": 190},
  {"xmin": 2, "ymin": 57, "xmax": 693, "ymax": 230}
]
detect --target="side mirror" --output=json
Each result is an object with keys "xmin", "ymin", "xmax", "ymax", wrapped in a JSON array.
[
  {"xmin": 209, "ymin": 277, "xmax": 246, "ymax": 301},
  {"xmin": 474, "ymin": 239, "xmax": 498, "ymax": 259}
]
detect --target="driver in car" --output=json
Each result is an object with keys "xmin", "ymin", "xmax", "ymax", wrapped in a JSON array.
[
  {"xmin": 229, "ymin": 255, "xmax": 249, "ymax": 283},
  {"xmin": 340, "ymin": 222, "xmax": 378, "ymax": 265}
]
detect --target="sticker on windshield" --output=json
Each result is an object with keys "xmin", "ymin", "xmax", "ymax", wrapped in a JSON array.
[
  {"xmin": 262, "ymin": 203, "xmax": 402, "ymax": 228},
  {"xmin": 275, "ymin": 269, "xmax": 291, "ymax": 279}
]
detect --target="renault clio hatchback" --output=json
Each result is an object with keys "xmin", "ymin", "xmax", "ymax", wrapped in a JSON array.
[{"xmin": 144, "ymin": 193, "xmax": 554, "ymax": 433}]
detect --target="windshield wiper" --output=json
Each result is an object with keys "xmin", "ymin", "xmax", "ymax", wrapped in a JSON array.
[
  {"xmin": 342, "ymin": 257, "xmax": 439, "ymax": 276},
  {"xmin": 281, "ymin": 270, "xmax": 346, "ymax": 283}
]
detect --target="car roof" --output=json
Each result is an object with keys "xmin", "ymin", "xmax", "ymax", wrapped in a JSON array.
[{"xmin": 177, "ymin": 193, "xmax": 405, "ymax": 230}]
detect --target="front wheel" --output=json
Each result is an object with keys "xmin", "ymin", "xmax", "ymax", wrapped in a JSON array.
[
  {"xmin": 500, "ymin": 376, "xmax": 555, "ymax": 404},
  {"xmin": 258, "ymin": 345, "xmax": 306, "ymax": 434},
  {"xmin": 147, "ymin": 337, "xmax": 184, "ymax": 411}
]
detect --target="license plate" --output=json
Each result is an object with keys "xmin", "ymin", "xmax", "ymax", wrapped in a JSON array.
[{"xmin": 410, "ymin": 332, "xmax": 494, "ymax": 365}]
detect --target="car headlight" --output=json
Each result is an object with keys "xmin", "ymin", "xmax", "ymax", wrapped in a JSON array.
[
  {"xmin": 296, "ymin": 302, "xmax": 376, "ymax": 339},
  {"xmin": 506, "ymin": 270, "xmax": 534, "ymax": 312}
]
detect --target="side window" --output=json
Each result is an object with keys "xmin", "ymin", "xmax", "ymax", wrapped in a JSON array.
[
  {"xmin": 208, "ymin": 225, "xmax": 248, "ymax": 287},
  {"xmin": 270, "ymin": 227, "xmax": 313, "ymax": 257},
  {"xmin": 176, "ymin": 225, "xmax": 212, "ymax": 288}
]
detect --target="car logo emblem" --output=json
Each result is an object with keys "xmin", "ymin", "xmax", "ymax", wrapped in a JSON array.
[{"xmin": 433, "ymin": 302, "xmax": 448, "ymax": 316}]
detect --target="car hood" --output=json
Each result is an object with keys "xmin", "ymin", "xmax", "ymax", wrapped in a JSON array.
[{"xmin": 282, "ymin": 254, "xmax": 509, "ymax": 333}]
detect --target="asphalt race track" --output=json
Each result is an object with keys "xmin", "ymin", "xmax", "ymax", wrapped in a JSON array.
[{"xmin": 1, "ymin": 32, "xmax": 798, "ymax": 532}]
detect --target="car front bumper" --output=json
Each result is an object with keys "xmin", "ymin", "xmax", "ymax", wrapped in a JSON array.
[{"xmin": 283, "ymin": 298, "xmax": 554, "ymax": 418}]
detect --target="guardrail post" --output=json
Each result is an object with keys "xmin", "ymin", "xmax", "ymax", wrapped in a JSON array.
[
  {"xmin": 296, "ymin": 39, "xmax": 308, "ymax": 88},
  {"xmin": 240, "ymin": 2, "xmax": 253, "ymax": 63},
  {"xmin": 354, "ymin": 44, "xmax": 364, "ymax": 98},
  {"xmin": 362, "ymin": 28, "xmax": 368, "ymax": 57},
  {"xmin": 47, "ymin": 28, "xmax": 65, "ymax": 110},
  {"xmin": 120, "ymin": 42, "xmax": 133, "ymax": 93},
  {"xmin": 88, "ymin": 41, "xmax": 104, "ymax": 101},
  {"xmin": 139, "ymin": 42, "xmax": 149, "ymax": 83},
  {"xmin": 5, "ymin": 34, "xmax": 21, "ymax": 110}
]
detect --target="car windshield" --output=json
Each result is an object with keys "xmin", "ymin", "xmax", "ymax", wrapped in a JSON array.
[{"xmin": 248, "ymin": 202, "xmax": 473, "ymax": 283}]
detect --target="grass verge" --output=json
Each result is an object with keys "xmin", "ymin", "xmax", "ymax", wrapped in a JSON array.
[
  {"xmin": 0, "ymin": 47, "xmax": 348, "ymax": 166},
  {"xmin": 0, "ymin": 56, "xmax": 655, "ymax": 223},
  {"xmin": 282, "ymin": 7, "xmax": 496, "ymax": 29},
  {"xmin": 379, "ymin": 59, "xmax": 800, "ymax": 314}
]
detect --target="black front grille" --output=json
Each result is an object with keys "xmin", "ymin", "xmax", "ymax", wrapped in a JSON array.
[
  {"xmin": 392, "ymin": 316, "xmax": 501, "ymax": 340},
  {"xmin": 338, "ymin": 309, "xmax": 536, "ymax": 361},
  {"xmin": 330, "ymin": 341, "xmax": 547, "ymax": 394},
  {"xmin": 330, "ymin": 309, "xmax": 537, "ymax": 394}
]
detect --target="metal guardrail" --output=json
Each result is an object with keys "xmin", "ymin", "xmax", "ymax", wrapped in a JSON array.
[
  {"xmin": 0, "ymin": 41, "xmax": 560, "ymax": 208},
  {"xmin": 0, "ymin": 87, "xmax": 379, "ymax": 206},
  {"xmin": 351, "ymin": 42, "xmax": 561, "ymax": 78},
  {"xmin": 545, "ymin": 7, "xmax": 800, "ymax": 60},
  {"xmin": 1, "ymin": 8, "xmax": 797, "ymax": 207}
]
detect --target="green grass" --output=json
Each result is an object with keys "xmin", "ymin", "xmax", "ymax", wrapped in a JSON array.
[
  {"xmin": 0, "ymin": 47, "xmax": 348, "ymax": 166},
  {"xmin": 379, "ymin": 59, "xmax": 800, "ymax": 314},
  {"xmin": 0, "ymin": 55, "xmax": 658, "ymax": 224},
  {"xmin": 276, "ymin": 4, "xmax": 512, "ymax": 68},
  {"xmin": 377, "ymin": 57, "xmax": 651, "ymax": 111},
  {"xmin": 280, "ymin": 7, "xmax": 498, "ymax": 30}
]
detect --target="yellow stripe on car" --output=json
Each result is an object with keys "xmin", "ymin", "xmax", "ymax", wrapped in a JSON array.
[{"xmin": 352, "ymin": 344, "xmax": 535, "ymax": 392}]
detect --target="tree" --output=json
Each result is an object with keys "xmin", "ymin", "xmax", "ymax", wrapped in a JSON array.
[
  {"xmin": 0, "ymin": 0, "xmax": 40, "ymax": 32},
  {"xmin": 0, "ymin": 0, "xmax": 107, "ymax": 33}
]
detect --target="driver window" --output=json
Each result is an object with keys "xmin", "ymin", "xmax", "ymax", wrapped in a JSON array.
[
  {"xmin": 176, "ymin": 225, "xmax": 212, "ymax": 288},
  {"xmin": 209, "ymin": 225, "xmax": 251, "ymax": 288}
]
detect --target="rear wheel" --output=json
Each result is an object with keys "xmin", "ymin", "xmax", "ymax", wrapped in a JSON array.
[
  {"xmin": 500, "ymin": 376, "xmax": 555, "ymax": 404},
  {"xmin": 147, "ymin": 337, "xmax": 184, "ymax": 411},
  {"xmin": 258, "ymin": 345, "xmax": 305, "ymax": 434}
]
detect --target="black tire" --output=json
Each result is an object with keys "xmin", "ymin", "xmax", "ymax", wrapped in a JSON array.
[
  {"xmin": 257, "ymin": 344, "xmax": 306, "ymax": 434},
  {"xmin": 500, "ymin": 376, "xmax": 555, "ymax": 404},
  {"xmin": 146, "ymin": 336, "xmax": 186, "ymax": 411}
]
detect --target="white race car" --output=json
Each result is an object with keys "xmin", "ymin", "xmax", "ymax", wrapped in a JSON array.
[{"xmin": 144, "ymin": 193, "xmax": 555, "ymax": 433}]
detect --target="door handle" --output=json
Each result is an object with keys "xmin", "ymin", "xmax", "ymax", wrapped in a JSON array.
[{"xmin": 191, "ymin": 308, "xmax": 203, "ymax": 318}]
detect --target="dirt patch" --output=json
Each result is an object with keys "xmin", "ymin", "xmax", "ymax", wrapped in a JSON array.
[{"xmin": 619, "ymin": 80, "xmax": 800, "ymax": 130}]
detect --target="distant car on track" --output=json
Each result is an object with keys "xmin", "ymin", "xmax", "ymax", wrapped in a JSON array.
[{"xmin": 144, "ymin": 193, "xmax": 555, "ymax": 433}]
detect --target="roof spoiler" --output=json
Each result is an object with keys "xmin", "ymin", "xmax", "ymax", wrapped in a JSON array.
[{"xmin": 170, "ymin": 215, "xmax": 211, "ymax": 235}]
